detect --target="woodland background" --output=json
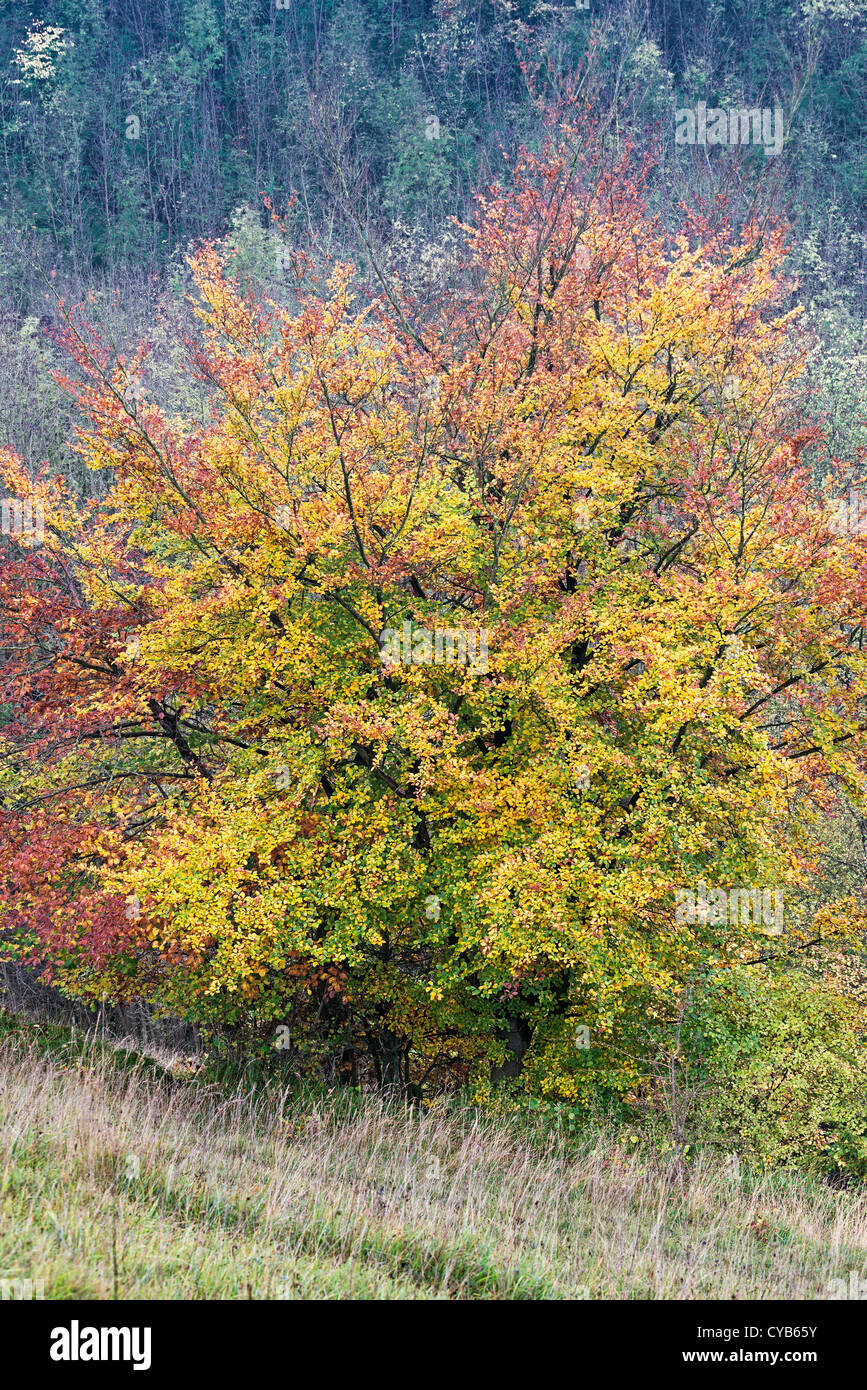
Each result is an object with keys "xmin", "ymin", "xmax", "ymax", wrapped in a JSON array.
[{"xmin": 1, "ymin": 0, "xmax": 866, "ymax": 489}]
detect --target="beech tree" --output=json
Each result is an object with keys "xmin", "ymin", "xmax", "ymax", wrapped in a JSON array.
[{"xmin": 2, "ymin": 108, "xmax": 866, "ymax": 1098}]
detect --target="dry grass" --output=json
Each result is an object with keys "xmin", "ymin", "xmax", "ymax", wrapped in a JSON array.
[{"xmin": 1, "ymin": 1010, "xmax": 865, "ymax": 1299}]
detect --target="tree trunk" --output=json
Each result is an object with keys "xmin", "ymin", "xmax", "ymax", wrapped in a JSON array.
[
  {"xmin": 491, "ymin": 1017, "xmax": 532, "ymax": 1082},
  {"xmin": 371, "ymin": 1027, "xmax": 408, "ymax": 1095}
]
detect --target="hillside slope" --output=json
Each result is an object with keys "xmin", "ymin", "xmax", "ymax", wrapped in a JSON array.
[{"xmin": 1, "ymin": 1011, "xmax": 865, "ymax": 1300}]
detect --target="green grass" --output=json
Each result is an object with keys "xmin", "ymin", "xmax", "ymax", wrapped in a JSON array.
[{"xmin": 0, "ymin": 1008, "xmax": 865, "ymax": 1299}]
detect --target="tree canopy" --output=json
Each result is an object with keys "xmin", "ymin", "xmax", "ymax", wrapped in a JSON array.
[{"xmin": 3, "ymin": 105, "xmax": 867, "ymax": 1108}]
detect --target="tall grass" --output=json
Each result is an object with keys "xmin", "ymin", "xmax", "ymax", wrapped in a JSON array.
[{"xmin": 0, "ymin": 1011, "xmax": 865, "ymax": 1299}]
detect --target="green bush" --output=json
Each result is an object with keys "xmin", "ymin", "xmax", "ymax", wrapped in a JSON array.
[{"xmin": 700, "ymin": 970, "xmax": 867, "ymax": 1179}]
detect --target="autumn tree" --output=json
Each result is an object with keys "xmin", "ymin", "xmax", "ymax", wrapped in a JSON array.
[{"xmin": 2, "ymin": 104, "xmax": 867, "ymax": 1101}]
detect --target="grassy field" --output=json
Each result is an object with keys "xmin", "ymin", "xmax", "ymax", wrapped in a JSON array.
[{"xmin": 0, "ymin": 1008, "xmax": 865, "ymax": 1300}]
